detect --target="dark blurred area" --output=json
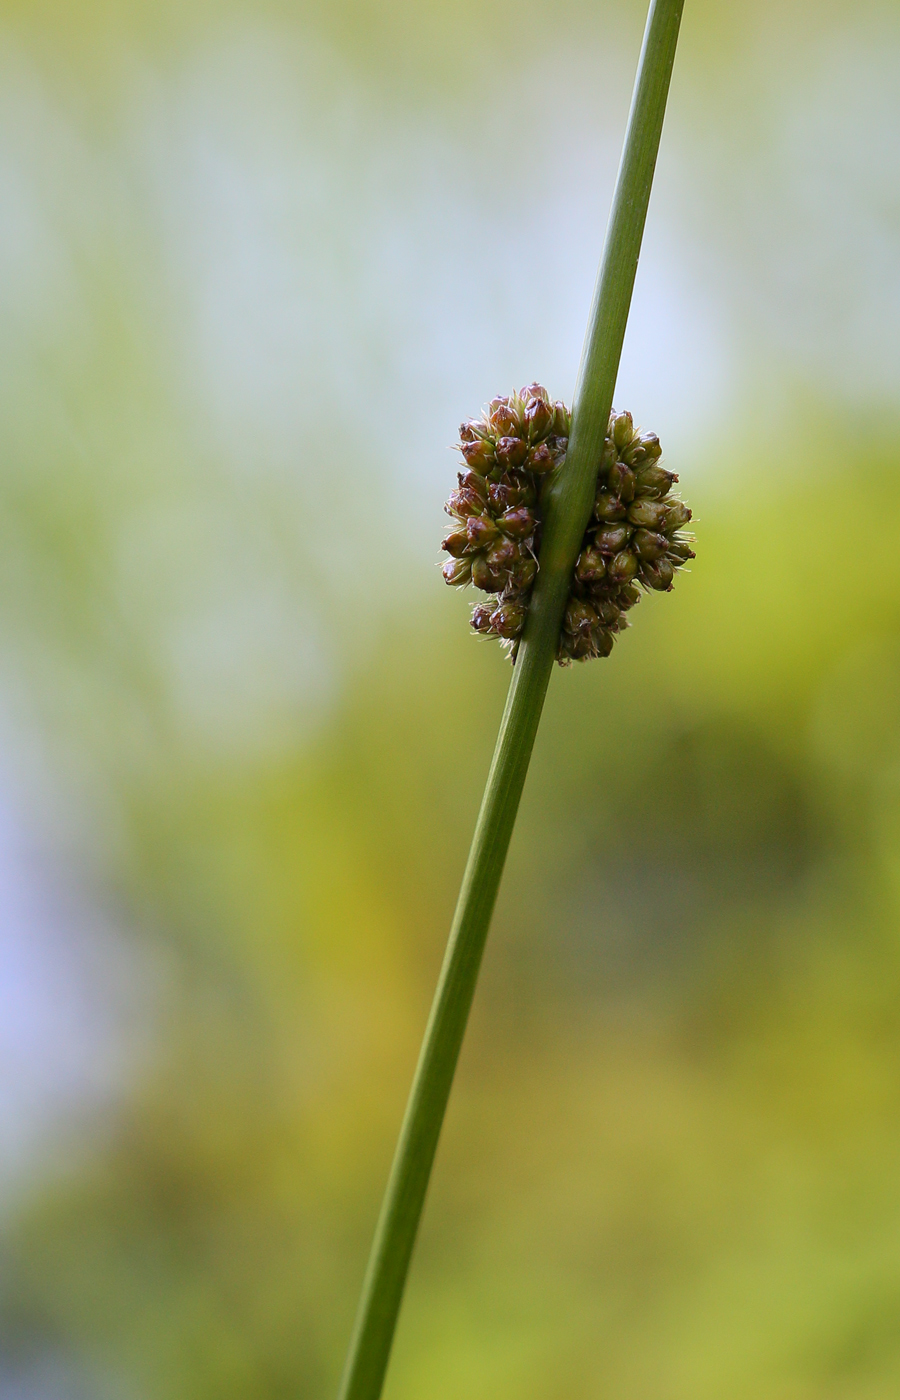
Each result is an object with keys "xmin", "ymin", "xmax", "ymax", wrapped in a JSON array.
[{"xmin": 1, "ymin": 1, "xmax": 900, "ymax": 1396}]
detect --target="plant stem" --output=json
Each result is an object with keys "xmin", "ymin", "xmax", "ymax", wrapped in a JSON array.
[{"xmin": 337, "ymin": 4, "xmax": 684, "ymax": 1397}]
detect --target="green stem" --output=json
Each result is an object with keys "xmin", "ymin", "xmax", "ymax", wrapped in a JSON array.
[{"xmin": 337, "ymin": 4, "xmax": 684, "ymax": 1397}]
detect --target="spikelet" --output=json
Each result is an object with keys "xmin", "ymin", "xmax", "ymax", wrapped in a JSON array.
[{"xmin": 441, "ymin": 386, "xmax": 694, "ymax": 663}]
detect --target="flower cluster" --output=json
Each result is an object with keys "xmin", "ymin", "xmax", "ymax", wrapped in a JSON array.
[{"xmin": 441, "ymin": 384, "xmax": 694, "ymax": 663}]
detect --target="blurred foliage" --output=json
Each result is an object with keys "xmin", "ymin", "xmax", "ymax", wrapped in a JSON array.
[{"xmin": 1, "ymin": 1, "xmax": 900, "ymax": 1399}]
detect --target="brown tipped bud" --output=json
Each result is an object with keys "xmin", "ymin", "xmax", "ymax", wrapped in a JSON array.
[
  {"xmin": 641, "ymin": 557, "xmax": 675, "ymax": 591},
  {"xmin": 564, "ymin": 597, "xmax": 598, "ymax": 636},
  {"xmin": 635, "ymin": 432, "xmax": 662, "ymax": 463},
  {"xmin": 489, "ymin": 399, "xmax": 522, "ymax": 435},
  {"xmin": 496, "ymin": 435, "xmax": 528, "ymax": 468},
  {"xmin": 521, "ymin": 382, "xmax": 549, "ymax": 404},
  {"xmin": 592, "ymin": 597, "xmax": 621, "ymax": 626},
  {"xmin": 441, "ymin": 529, "xmax": 469, "ymax": 558},
  {"xmin": 491, "ymin": 600, "xmax": 527, "ymax": 639},
  {"xmin": 594, "ymin": 629, "xmax": 614, "ymax": 658},
  {"xmin": 634, "ymin": 464, "xmax": 677, "ymax": 499},
  {"xmin": 617, "ymin": 583, "xmax": 641, "ymax": 610},
  {"xmin": 498, "ymin": 506, "xmax": 535, "ymax": 539},
  {"xmin": 485, "ymin": 537, "xmax": 519, "ymax": 570},
  {"xmin": 607, "ymin": 462, "xmax": 637, "ymax": 502},
  {"xmin": 509, "ymin": 556, "xmax": 538, "ymax": 592},
  {"xmin": 612, "ymin": 411, "xmax": 635, "ymax": 450},
  {"xmin": 524, "ymin": 396, "xmax": 554, "ymax": 441},
  {"xmin": 627, "ymin": 497, "xmax": 670, "ymax": 530},
  {"xmin": 443, "ymin": 557, "xmax": 472, "ymax": 586},
  {"xmin": 460, "ymin": 438, "xmax": 496, "ymax": 473},
  {"xmin": 595, "ymin": 523, "xmax": 633, "ymax": 555},
  {"xmin": 459, "ymin": 420, "xmax": 479, "ymax": 443},
  {"xmin": 575, "ymin": 546, "xmax": 607, "ymax": 584},
  {"xmin": 633, "ymin": 528, "xmax": 669, "ymax": 561},
  {"xmin": 466, "ymin": 514, "xmax": 499, "ymax": 549},
  {"xmin": 471, "ymin": 555, "xmax": 500, "ymax": 591},
  {"xmin": 664, "ymin": 500, "xmax": 692, "ymax": 530},
  {"xmin": 608, "ymin": 549, "xmax": 638, "ymax": 585},
  {"xmin": 595, "ymin": 491, "xmax": 627, "ymax": 522},
  {"xmin": 471, "ymin": 603, "xmax": 495, "ymax": 632},
  {"xmin": 551, "ymin": 401, "xmax": 570, "ymax": 436},
  {"xmin": 527, "ymin": 441, "xmax": 556, "ymax": 474},
  {"xmin": 457, "ymin": 468, "xmax": 489, "ymax": 498},
  {"xmin": 667, "ymin": 538, "xmax": 696, "ymax": 562},
  {"xmin": 447, "ymin": 486, "xmax": 484, "ymax": 518}
]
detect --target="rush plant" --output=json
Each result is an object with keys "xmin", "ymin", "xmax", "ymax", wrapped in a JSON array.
[{"xmin": 338, "ymin": 3, "xmax": 686, "ymax": 1397}]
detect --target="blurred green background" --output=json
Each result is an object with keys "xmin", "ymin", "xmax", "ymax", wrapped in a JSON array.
[{"xmin": 1, "ymin": 1, "xmax": 900, "ymax": 1397}]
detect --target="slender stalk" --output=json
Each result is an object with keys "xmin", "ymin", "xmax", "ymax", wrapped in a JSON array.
[{"xmin": 337, "ymin": 5, "xmax": 684, "ymax": 1397}]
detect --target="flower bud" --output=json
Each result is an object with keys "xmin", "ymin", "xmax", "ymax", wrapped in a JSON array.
[
  {"xmin": 498, "ymin": 506, "xmax": 535, "ymax": 539},
  {"xmin": 524, "ymin": 395, "xmax": 554, "ymax": 441},
  {"xmin": 527, "ymin": 441, "xmax": 556, "ymax": 474},
  {"xmin": 509, "ymin": 556, "xmax": 537, "ymax": 592},
  {"xmin": 489, "ymin": 399, "xmax": 522, "ymax": 435},
  {"xmin": 607, "ymin": 549, "xmax": 638, "ymax": 585},
  {"xmin": 564, "ymin": 597, "xmax": 598, "ymax": 636},
  {"xmin": 667, "ymin": 538, "xmax": 696, "ymax": 562},
  {"xmin": 575, "ymin": 547, "xmax": 607, "ymax": 584},
  {"xmin": 491, "ymin": 600, "xmax": 527, "ymax": 638},
  {"xmin": 633, "ymin": 528, "xmax": 669, "ymax": 561},
  {"xmin": 595, "ymin": 492, "xmax": 627, "ymax": 522},
  {"xmin": 635, "ymin": 433, "xmax": 662, "ymax": 462},
  {"xmin": 471, "ymin": 555, "xmax": 500, "ymax": 591},
  {"xmin": 447, "ymin": 486, "xmax": 485, "ymax": 518},
  {"xmin": 595, "ymin": 523, "xmax": 633, "ymax": 555},
  {"xmin": 634, "ymin": 464, "xmax": 676, "ymax": 499},
  {"xmin": 627, "ymin": 497, "xmax": 670, "ymax": 530},
  {"xmin": 641, "ymin": 557, "xmax": 675, "ymax": 591},
  {"xmin": 471, "ymin": 603, "xmax": 495, "ymax": 632},
  {"xmin": 593, "ymin": 629, "xmax": 614, "ymax": 658},
  {"xmin": 460, "ymin": 438, "xmax": 496, "ymax": 473},
  {"xmin": 457, "ymin": 468, "xmax": 489, "ymax": 498},
  {"xmin": 664, "ymin": 500, "xmax": 692, "ymax": 530},
  {"xmin": 607, "ymin": 462, "xmax": 636, "ymax": 502},
  {"xmin": 486, "ymin": 537, "xmax": 519, "ymax": 572},
  {"xmin": 552, "ymin": 402, "xmax": 570, "ymax": 436},
  {"xmin": 592, "ymin": 597, "xmax": 620, "ymax": 626},
  {"xmin": 617, "ymin": 584, "xmax": 641, "ymax": 610},
  {"xmin": 441, "ymin": 529, "xmax": 469, "ymax": 558},
  {"xmin": 443, "ymin": 557, "xmax": 472, "ymax": 586},
  {"xmin": 459, "ymin": 420, "xmax": 479, "ymax": 443},
  {"xmin": 466, "ymin": 514, "xmax": 499, "ymax": 548},
  {"xmin": 612, "ymin": 411, "xmax": 635, "ymax": 450},
  {"xmin": 496, "ymin": 435, "xmax": 528, "ymax": 469}
]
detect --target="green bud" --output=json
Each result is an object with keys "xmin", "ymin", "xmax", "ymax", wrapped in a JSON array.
[
  {"xmin": 617, "ymin": 584, "xmax": 642, "ymax": 610},
  {"xmin": 509, "ymin": 556, "xmax": 537, "ymax": 592},
  {"xmin": 491, "ymin": 600, "xmax": 527, "ymax": 638},
  {"xmin": 523, "ymin": 395, "xmax": 554, "ymax": 441},
  {"xmin": 608, "ymin": 549, "xmax": 638, "ymax": 585},
  {"xmin": 564, "ymin": 597, "xmax": 598, "ymax": 636},
  {"xmin": 443, "ymin": 557, "xmax": 473, "ymax": 586},
  {"xmin": 552, "ymin": 401, "xmax": 570, "ymax": 436},
  {"xmin": 641, "ymin": 557, "xmax": 675, "ymax": 591},
  {"xmin": 595, "ymin": 523, "xmax": 633, "ymax": 555},
  {"xmin": 667, "ymin": 538, "xmax": 696, "ymax": 563},
  {"xmin": 627, "ymin": 497, "xmax": 670, "ymax": 530},
  {"xmin": 496, "ymin": 435, "xmax": 528, "ymax": 469},
  {"xmin": 593, "ymin": 629, "xmax": 614, "ymax": 658},
  {"xmin": 575, "ymin": 547, "xmax": 607, "ymax": 584},
  {"xmin": 664, "ymin": 500, "xmax": 692, "ymax": 531},
  {"xmin": 441, "ymin": 529, "xmax": 469, "ymax": 558},
  {"xmin": 466, "ymin": 514, "xmax": 499, "ymax": 548},
  {"xmin": 471, "ymin": 555, "xmax": 499, "ymax": 591},
  {"xmin": 636, "ymin": 432, "xmax": 662, "ymax": 462},
  {"xmin": 498, "ymin": 506, "xmax": 535, "ymax": 539},
  {"xmin": 633, "ymin": 528, "xmax": 669, "ymax": 561},
  {"xmin": 528, "ymin": 441, "xmax": 556, "ymax": 474},
  {"xmin": 612, "ymin": 411, "xmax": 635, "ymax": 450},
  {"xmin": 592, "ymin": 597, "xmax": 621, "ymax": 626},
  {"xmin": 634, "ymin": 464, "xmax": 676, "ymax": 499},
  {"xmin": 460, "ymin": 438, "xmax": 496, "ymax": 473},
  {"xmin": 595, "ymin": 492, "xmax": 627, "ymax": 522},
  {"xmin": 607, "ymin": 462, "xmax": 636, "ymax": 502}
]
